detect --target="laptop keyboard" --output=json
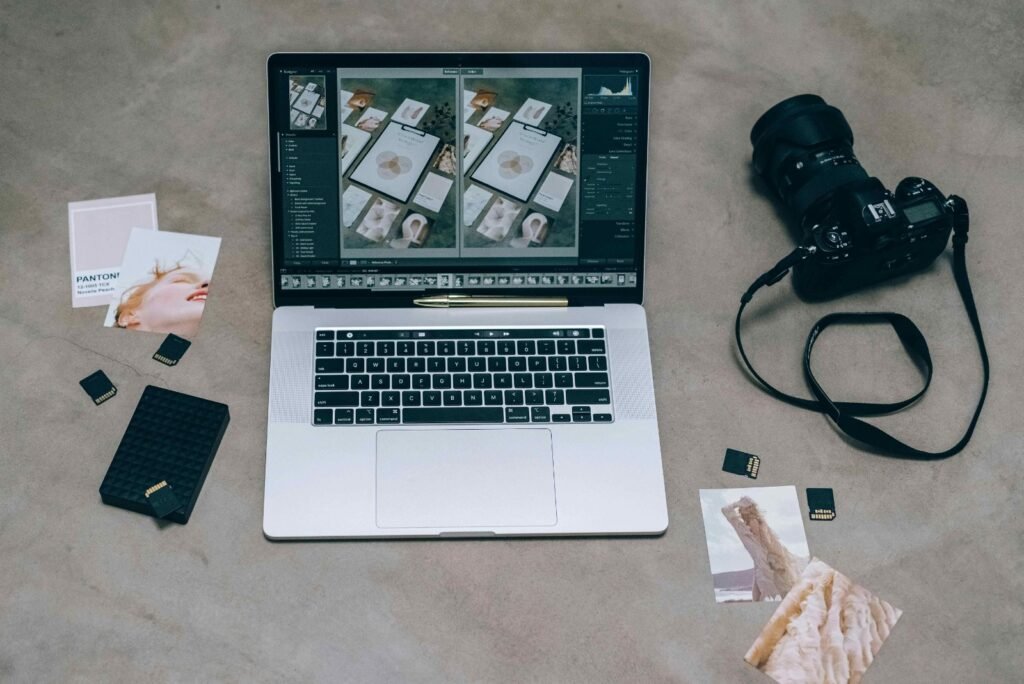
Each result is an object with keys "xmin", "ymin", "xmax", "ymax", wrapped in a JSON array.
[{"xmin": 311, "ymin": 327, "xmax": 613, "ymax": 426}]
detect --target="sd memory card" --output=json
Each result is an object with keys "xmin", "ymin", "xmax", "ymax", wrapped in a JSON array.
[
  {"xmin": 807, "ymin": 488, "xmax": 836, "ymax": 521},
  {"xmin": 79, "ymin": 370, "xmax": 117, "ymax": 405},
  {"xmin": 153, "ymin": 334, "xmax": 191, "ymax": 366},
  {"xmin": 723, "ymin": 448, "xmax": 760, "ymax": 479}
]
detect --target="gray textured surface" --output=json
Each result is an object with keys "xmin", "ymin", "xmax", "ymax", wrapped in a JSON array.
[{"xmin": 1, "ymin": 1, "xmax": 1022, "ymax": 681}]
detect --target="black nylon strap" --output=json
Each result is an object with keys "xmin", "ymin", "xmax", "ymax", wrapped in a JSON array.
[{"xmin": 735, "ymin": 196, "xmax": 989, "ymax": 460}]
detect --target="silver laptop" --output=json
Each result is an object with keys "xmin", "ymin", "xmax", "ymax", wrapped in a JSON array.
[{"xmin": 263, "ymin": 52, "xmax": 666, "ymax": 538}]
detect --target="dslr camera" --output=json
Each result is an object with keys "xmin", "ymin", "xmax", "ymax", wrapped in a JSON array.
[{"xmin": 750, "ymin": 94, "xmax": 955, "ymax": 300}]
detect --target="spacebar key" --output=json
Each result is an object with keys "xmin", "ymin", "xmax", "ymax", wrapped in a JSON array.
[{"xmin": 402, "ymin": 407, "xmax": 505, "ymax": 424}]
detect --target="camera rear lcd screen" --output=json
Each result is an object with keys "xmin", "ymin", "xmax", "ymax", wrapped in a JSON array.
[{"xmin": 904, "ymin": 201, "xmax": 941, "ymax": 224}]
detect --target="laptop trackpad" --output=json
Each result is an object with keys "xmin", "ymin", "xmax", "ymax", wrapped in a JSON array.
[{"xmin": 375, "ymin": 429, "xmax": 557, "ymax": 529}]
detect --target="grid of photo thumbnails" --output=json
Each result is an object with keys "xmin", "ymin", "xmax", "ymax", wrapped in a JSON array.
[
  {"xmin": 321, "ymin": 72, "xmax": 581, "ymax": 254},
  {"xmin": 288, "ymin": 75, "xmax": 328, "ymax": 131}
]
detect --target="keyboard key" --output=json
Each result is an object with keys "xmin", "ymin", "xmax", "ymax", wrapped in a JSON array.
[
  {"xmin": 572, "ymin": 413, "xmax": 592, "ymax": 422},
  {"xmin": 458, "ymin": 341, "xmax": 475, "ymax": 355},
  {"xmin": 538, "ymin": 340, "xmax": 555, "ymax": 355},
  {"xmin": 361, "ymin": 391, "xmax": 380, "ymax": 407},
  {"xmin": 534, "ymin": 373, "xmax": 553, "ymax": 388},
  {"xmin": 545, "ymin": 389, "xmax": 565, "ymax": 405},
  {"xmin": 574, "ymin": 373, "xmax": 610, "ymax": 388},
  {"xmin": 588, "ymin": 356, "xmax": 608, "ymax": 371},
  {"xmin": 569, "ymin": 356, "xmax": 587, "ymax": 371},
  {"xmin": 316, "ymin": 359, "xmax": 346, "ymax": 373},
  {"xmin": 443, "ymin": 391, "xmax": 462, "ymax": 406},
  {"xmin": 464, "ymin": 390, "xmax": 483, "ymax": 405},
  {"xmin": 372, "ymin": 375, "xmax": 390, "ymax": 389},
  {"xmin": 387, "ymin": 358, "xmax": 405, "ymax": 373},
  {"xmin": 548, "ymin": 357, "xmax": 567, "ymax": 371},
  {"xmin": 356, "ymin": 409, "xmax": 374, "ymax": 424},
  {"xmin": 334, "ymin": 409, "xmax": 354, "ymax": 424},
  {"xmin": 557, "ymin": 340, "xmax": 575, "ymax": 355},
  {"xmin": 367, "ymin": 357, "xmax": 385, "ymax": 373},
  {"xmin": 453, "ymin": 374, "xmax": 471, "ymax": 389},
  {"xmin": 484, "ymin": 390, "xmax": 503, "ymax": 405},
  {"xmin": 377, "ymin": 341, "xmax": 395, "ymax": 356},
  {"xmin": 577, "ymin": 340, "xmax": 606, "ymax": 354},
  {"xmin": 417, "ymin": 341, "xmax": 435, "ymax": 356},
  {"xmin": 567, "ymin": 389, "xmax": 611, "ymax": 404},
  {"xmin": 432, "ymin": 374, "xmax": 452, "ymax": 389},
  {"xmin": 505, "ymin": 407, "xmax": 530, "ymax": 423},
  {"xmin": 504, "ymin": 390, "xmax": 524, "ymax": 406},
  {"xmin": 315, "ymin": 392, "xmax": 358, "ymax": 407},
  {"xmin": 593, "ymin": 413, "xmax": 613, "ymax": 422},
  {"xmin": 513, "ymin": 373, "xmax": 533, "ymax": 388},
  {"xmin": 528, "ymin": 357, "xmax": 546, "ymax": 371},
  {"xmin": 555, "ymin": 373, "xmax": 574, "ymax": 388},
  {"xmin": 408, "ymin": 358, "xmax": 426, "ymax": 373},
  {"xmin": 509, "ymin": 356, "xmax": 527, "ymax": 372},
  {"xmin": 428, "ymin": 358, "xmax": 445, "ymax": 372},
  {"xmin": 314, "ymin": 409, "xmax": 333, "ymax": 424},
  {"xmin": 351, "ymin": 374, "xmax": 370, "ymax": 390},
  {"xmin": 403, "ymin": 407, "xmax": 504, "ymax": 423},
  {"xmin": 377, "ymin": 408, "xmax": 400, "ymax": 424},
  {"xmin": 447, "ymin": 357, "xmax": 466, "ymax": 372},
  {"xmin": 356, "ymin": 341, "xmax": 374, "ymax": 356},
  {"xmin": 316, "ymin": 342, "xmax": 334, "ymax": 357},
  {"xmin": 382, "ymin": 391, "xmax": 400, "ymax": 407},
  {"xmin": 488, "ymin": 357, "xmax": 507, "ymax": 372},
  {"xmin": 525, "ymin": 390, "xmax": 543, "ymax": 405},
  {"xmin": 336, "ymin": 341, "xmax": 354, "ymax": 356},
  {"xmin": 316, "ymin": 330, "xmax": 334, "ymax": 341},
  {"xmin": 315, "ymin": 375, "xmax": 349, "ymax": 390},
  {"xmin": 572, "ymin": 405, "xmax": 592, "ymax": 414},
  {"xmin": 346, "ymin": 358, "xmax": 365, "ymax": 373},
  {"xmin": 468, "ymin": 357, "xmax": 486, "ymax": 372},
  {"xmin": 478, "ymin": 340, "xmax": 496, "ymax": 355},
  {"xmin": 397, "ymin": 341, "xmax": 415, "ymax": 356},
  {"xmin": 494, "ymin": 373, "xmax": 513, "ymax": 388},
  {"xmin": 592, "ymin": 328, "xmax": 605, "ymax": 338},
  {"xmin": 552, "ymin": 414, "xmax": 572, "ymax": 423},
  {"xmin": 423, "ymin": 391, "xmax": 442, "ymax": 406},
  {"xmin": 438, "ymin": 341, "xmax": 455, "ymax": 356},
  {"xmin": 498, "ymin": 340, "xmax": 515, "ymax": 355},
  {"xmin": 392, "ymin": 374, "xmax": 410, "ymax": 390},
  {"xmin": 472, "ymin": 373, "xmax": 492, "ymax": 389},
  {"xmin": 517, "ymin": 340, "xmax": 536, "ymax": 355},
  {"xmin": 402, "ymin": 391, "xmax": 421, "ymax": 406},
  {"xmin": 531, "ymin": 406, "xmax": 551, "ymax": 422},
  {"xmin": 413, "ymin": 374, "xmax": 431, "ymax": 389}
]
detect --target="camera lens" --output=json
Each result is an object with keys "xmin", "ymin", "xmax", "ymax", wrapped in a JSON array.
[{"xmin": 750, "ymin": 95, "xmax": 868, "ymax": 220}]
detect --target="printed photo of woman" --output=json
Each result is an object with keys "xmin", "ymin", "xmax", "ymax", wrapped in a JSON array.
[{"xmin": 104, "ymin": 229, "xmax": 221, "ymax": 338}]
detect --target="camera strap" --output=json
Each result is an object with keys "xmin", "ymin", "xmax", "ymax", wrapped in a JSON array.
[{"xmin": 734, "ymin": 196, "xmax": 990, "ymax": 459}]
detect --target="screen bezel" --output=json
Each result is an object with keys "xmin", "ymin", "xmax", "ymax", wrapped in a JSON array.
[{"xmin": 267, "ymin": 52, "xmax": 650, "ymax": 308}]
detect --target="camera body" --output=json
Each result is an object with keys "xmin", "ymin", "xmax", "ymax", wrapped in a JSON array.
[
  {"xmin": 751, "ymin": 95, "xmax": 955, "ymax": 301},
  {"xmin": 794, "ymin": 175, "xmax": 953, "ymax": 300}
]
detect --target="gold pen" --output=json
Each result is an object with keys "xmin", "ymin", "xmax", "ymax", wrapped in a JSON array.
[{"xmin": 414, "ymin": 293, "xmax": 569, "ymax": 308}]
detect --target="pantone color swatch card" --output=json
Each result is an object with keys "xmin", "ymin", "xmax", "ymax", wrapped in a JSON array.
[{"xmin": 68, "ymin": 193, "xmax": 159, "ymax": 307}]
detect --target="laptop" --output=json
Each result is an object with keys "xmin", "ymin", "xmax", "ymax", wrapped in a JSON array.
[{"xmin": 264, "ymin": 52, "xmax": 667, "ymax": 538}]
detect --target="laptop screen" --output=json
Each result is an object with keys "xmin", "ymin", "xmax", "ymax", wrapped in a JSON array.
[{"xmin": 268, "ymin": 53, "xmax": 649, "ymax": 305}]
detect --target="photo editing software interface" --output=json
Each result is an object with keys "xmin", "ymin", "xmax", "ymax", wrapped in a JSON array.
[{"xmin": 276, "ymin": 64, "xmax": 642, "ymax": 292}]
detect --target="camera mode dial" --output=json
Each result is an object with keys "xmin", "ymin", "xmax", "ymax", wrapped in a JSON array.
[
  {"xmin": 813, "ymin": 224, "xmax": 851, "ymax": 259},
  {"xmin": 896, "ymin": 177, "xmax": 936, "ymax": 200}
]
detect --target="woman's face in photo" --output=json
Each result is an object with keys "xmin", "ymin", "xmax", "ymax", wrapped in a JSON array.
[{"xmin": 128, "ymin": 269, "xmax": 208, "ymax": 336}]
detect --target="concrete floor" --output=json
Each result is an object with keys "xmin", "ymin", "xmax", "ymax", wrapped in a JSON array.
[{"xmin": 2, "ymin": 1, "xmax": 1023, "ymax": 681}]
